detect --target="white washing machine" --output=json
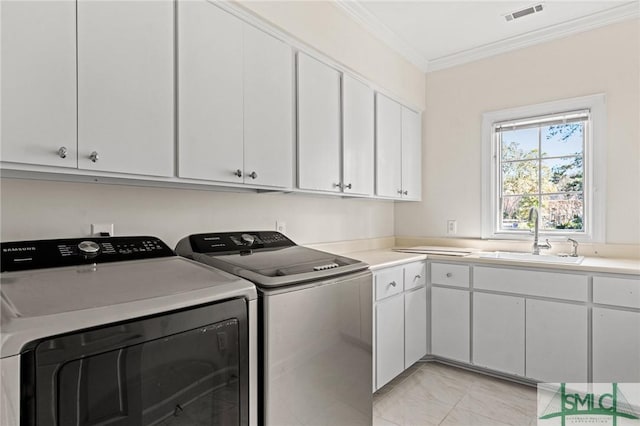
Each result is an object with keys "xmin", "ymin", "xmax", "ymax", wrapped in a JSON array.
[
  {"xmin": 0, "ymin": 236, "xmax": 257, "ymax": 426},
  {"xmin": 176, "ymin": 231, "xmax": 373, "ymax": 425}
]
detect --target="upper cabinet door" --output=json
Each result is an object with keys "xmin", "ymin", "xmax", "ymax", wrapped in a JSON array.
[
  {"xmin": 243, "ymin": 25, "xmax": 293, "ymax": 189},
  {"xmin": 375, "ymin": 94, "xmax": 402, "ymax": 198},
  {"xmin": 77, "ymin": 0, "xmax": 174, "ymax": 177},
  {"xmin": 297, "ymin": 53, "xmax": 341, "ymax": 192},
  {"xmin": 342, "ymin": 76, "xmax": 374, "ymax": 196},
  {"xmin": 1, "ymin": 1, "xmax": 77, "ymax": 168},
  {"xmin": 401, "ymin": 107, "xmax": 422, "ymax": 200},
  {"xmin": 177, "ymin": 0, "xmax": 243, "ymax": 183}
]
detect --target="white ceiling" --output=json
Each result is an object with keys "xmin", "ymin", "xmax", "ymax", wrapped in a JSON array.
[{"xmin": 336, "ymin": 0, "xmax": 639, "ymax": 71}]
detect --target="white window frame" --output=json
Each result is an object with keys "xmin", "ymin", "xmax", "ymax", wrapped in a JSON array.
[{"xmin": 481, "ymin": 94, "xmax": 606, "ymax": 242}]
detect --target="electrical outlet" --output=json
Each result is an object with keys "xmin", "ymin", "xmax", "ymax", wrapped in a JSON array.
[
  {"xmin": 276, "ymin": 220, "xmax": 287, "ymax": 235},
  {"xmin": 92, "ymin": 223, "xmax": 114, "ymax": 236},
  {"xmin": 447, "ymin": 220, "xmax": 457, "ymax": 235}
]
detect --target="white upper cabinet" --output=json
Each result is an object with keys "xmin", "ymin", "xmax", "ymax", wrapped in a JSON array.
[
  {"xmin": 77, "ymin": 0, "xmax": 174, "ymax": 177},
  {"xmin": 243, "ymin": 25, "xmax": 293, "ymax": 188},
  {"xmin": 297, "ymin": 53, "xmax": 342, "ymax": 192},
  {"xmin": 375, "ymin": 94, "xmax": 422, "ymax": 200},
  {"xmin": 1, "ymin": 0, "xmax": 77, "ymax": 168},
  {"xmin": 375, "ymin": 94, "xmax": 402, "ymax": 198},
  {"xmin": 342, "ymin": 75, "xmax": 374, "ymax": 196},
  {"xmin": 401, "ymin": 107, "xmax": 422, "ymax": 200},
  {"xmin": 178, "ymin": 1, "xmax": 292, "ymax": 188},
  {"xmin": 177, "ymin": 0, "xmax": 244, "ymax": 183}
]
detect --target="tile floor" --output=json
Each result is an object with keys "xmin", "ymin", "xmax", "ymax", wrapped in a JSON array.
[{"xmin": 373, "ymin": 362, "xmax": 538, "ymax": 426}]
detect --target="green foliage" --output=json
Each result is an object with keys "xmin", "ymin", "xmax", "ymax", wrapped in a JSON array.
[{"xmin": 546, "ymin": 123, "xmax": 582, "ymax": 141}]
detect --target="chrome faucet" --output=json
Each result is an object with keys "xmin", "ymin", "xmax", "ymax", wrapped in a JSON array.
[
  {"xmin": 528, "ymin": 207, "xmax": 551, "ymax": 255},
  {"xmin": 567, "ymin": 238, "xmax": 579, "ymax": 257}
]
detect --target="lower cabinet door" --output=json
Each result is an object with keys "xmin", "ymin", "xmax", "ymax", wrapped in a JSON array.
[
  {"xmin": 526, "ymin": 299, "xmax": 587, "ymax": 382},
  {"xmin": 593, "ymin": 307, "xmax": 640, "ymax": 382},
  {"xmin": 473, "ymin": 293, "xmax": 525, "ymax": 376},
  {"xmin": 404, "ymin": 286, "xmax": 427, "ymax": 367},
  {"xmin": 431, "ymin": 287, "xmax": 470, "ymax": 363},
  {"xmin": 376, "ymin": 295, "xmax": 404, "ymax": 389}
]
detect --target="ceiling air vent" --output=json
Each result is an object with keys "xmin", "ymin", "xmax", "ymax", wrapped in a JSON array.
[{"xmin": 504, "ymin": 4, "xmax": 544, "ymax": 22}]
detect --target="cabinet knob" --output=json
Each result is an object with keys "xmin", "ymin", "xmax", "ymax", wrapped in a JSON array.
[
  {"xmin": 57, "ymin": 146, "xmax": 68, "ymax": 159},
  {"xmin": 446, "ymin": 272, "xmax": 452, "ymax": 278},
  {"xmin": 390, "ymin": 281, "xmax": 397, "ymax": 287},
  {"xmin": 333, "ymin": 182, "xmax": 343, "ymax": 189},
  {"xmin": 89, "ymin": 151, "xmax": 99, "ymax": 163},
  {"xmin": 344, "ymin": 183, "xmax": 352, "ymax": 190},
  {"xmin": 403, "ymin": 190, "xmax": 408, "ymax": 195},
  {"xmin": 234, "ymin": 169, "xmax": 242, "ymax": 178},
  {"xmin": 248, "ymin": 171, "xmax": 258, "ymax": 179},
  {"xmin": 415, "ymin": 274, "xmax": 421, "ymax": 280},
  {"xmin": 397, "ymin": 189, "xmax": 403, "ymax": 194}
]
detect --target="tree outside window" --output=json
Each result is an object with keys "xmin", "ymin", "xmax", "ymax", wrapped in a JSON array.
[{"xmin": 496, "ymin": 113, "xmax": 586, "ymax": 233}]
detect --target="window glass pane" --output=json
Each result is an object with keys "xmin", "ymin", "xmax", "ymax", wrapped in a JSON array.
[
  {"xmin": 541, "ymin": 123, "xmax": 583, "ymax": 158},
  {"xmin": 501, "ymin": 195, "xmax": 538, "ymax": 230},
  {"xmin": 502, "ymin": 160, "xmax": 538, "ymax": 195},
  {"xmin": 501, "ymin": 127, "xmax": 538, "ymax": 160},
  {"xmin": 541, "ymin": 193, "xmax": 584, "ymax": 231},
  {"xmin": 542, "ymin": 156, "xmax": 583, "ymax": 193}
]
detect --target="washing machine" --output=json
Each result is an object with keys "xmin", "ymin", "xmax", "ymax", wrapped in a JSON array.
[
  {"xmin": 1, "ymin": 235, "xmax": 257, "ymax": 425},
  {"xmin": 176, "ymin": 231, "xmax": 372, "ymax": 425}
]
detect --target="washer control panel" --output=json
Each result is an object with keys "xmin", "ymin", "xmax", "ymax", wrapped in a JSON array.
[
  {"xmin": 1, "ymin": 236, "xmax": 174, "ymax": 272},
  {"xmin": 189, "ymin": 231, "xmax": 294, "ymax": 254}
]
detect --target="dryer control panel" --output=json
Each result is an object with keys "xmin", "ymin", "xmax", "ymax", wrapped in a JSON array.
[
  {"xmin": 1, "ymin": 236, "xmax": 174, "ymax": 272},
  {"xmin": 188, "ymin": 231, "xmax": 295, "ymax": 254}
]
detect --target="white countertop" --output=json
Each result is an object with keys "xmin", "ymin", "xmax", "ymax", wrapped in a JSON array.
[{"xmin": 346, "ymin": 248, "xmax": 640, "ymax": 275}]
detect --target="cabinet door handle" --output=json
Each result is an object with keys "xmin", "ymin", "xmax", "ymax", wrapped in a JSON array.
[
  {"xmin": 414, "ymin": 274, "xmax": 421, "ymax": 280},
  {"xmin": 234, "ymin": 169, "xmax": 242, "ymax": 178},
  {"xmin": 333, "ymin": 182, "xmax": 343, "ymax": 189},
  {"xmin": 446, "ymin": 272, "xmax": 452, "ymax": 278},
  {"xmin": 248, "ymin": 171, "xmax": 258, "ymax": 179},
  {"xmin": 389, "ymin": 281, "xmax": 397, "ymax": 287},
  {"xmin": 397, "ymin": 189, "xmax": 403, "ymax": 195},
  {"xmin": 403, "ymin": 190, "xmax": 408, "ymax": 195},
  {"xmin": 89, "ymin": 151, "xmax": 99, "ymax": 163},
  {"xmin": 57, "ymin": 146, "xmax": 68, "ymax": 159},
  {"xmin": 344, "ymin": 183, "xmax": 352, "ymax": 189}
]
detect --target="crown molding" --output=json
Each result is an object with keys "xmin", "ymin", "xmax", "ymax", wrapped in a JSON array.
[
  {"xmin": 334, "ymin": 1, "xmax": 639, "ymax": 74},
  {"xmin": 333, "ymin": 0, "xmax": 430, "ymax": 72}
]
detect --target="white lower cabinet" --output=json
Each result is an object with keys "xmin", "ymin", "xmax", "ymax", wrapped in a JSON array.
[
  {"xmin": 431, "ymin": 287, "xmax": 470, "ymax": 363},
  {"xmin": 427, "ymin": 261, "xmax": 638, "ymax": 384},
  {"xmin": 405, "ymin": 286, "xmax": 427, "ymax": 367},
  {"xmin": 473, "ymin": 292, "xmax": 525, "ymax": 376},
  {"xmin": 526, "ymin": 299, "xmax": 587, "ymax": 382},
  {"xmin": 375, "ymin": 294, "xmax": 405, "ymax": 389},
  {"xmin": 593, "ymin": 307, "xmax": 640, "ymax": 382},
  {"xmin": 373, "ymin": 261, "xmax": 427, "ymax": 391}
]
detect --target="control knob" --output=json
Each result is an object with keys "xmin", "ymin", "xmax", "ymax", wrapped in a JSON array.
[
  {"xmin": 240, "ymin": 233, "xmax": 256, "ymax": 246},
  {"xmin": 78, "ymin": 241, "xmax": 100, "ymax": 258}
]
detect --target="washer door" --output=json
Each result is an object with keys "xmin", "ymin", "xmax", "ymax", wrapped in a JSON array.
[{"xmin": 21, "ymin": 299, "xmax": 249, "ymax": 426}]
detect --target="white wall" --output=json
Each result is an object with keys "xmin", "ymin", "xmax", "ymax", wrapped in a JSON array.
[
  {"xmin": 0, "ymin": 179, "xmax": 393, "ymax": 247},
  {"xmin": 396, "ymin": 19, "xmax": 640, "ymax": 245},
  {"xmin": 0, "ymin": 1, "xmax": 424, "ymax": 247}
]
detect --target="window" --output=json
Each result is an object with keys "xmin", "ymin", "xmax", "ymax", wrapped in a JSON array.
[{"xmin": 482, "ymin": 94, "xmax": 606, "ymax": 242}]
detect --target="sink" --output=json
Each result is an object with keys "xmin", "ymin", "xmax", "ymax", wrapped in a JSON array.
[{"xmin": 479, "ymin": 251, "xmax": 584, "ymax": 264}]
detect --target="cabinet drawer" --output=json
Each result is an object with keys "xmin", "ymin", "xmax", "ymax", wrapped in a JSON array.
[
  {"xmin": 375, "ymin": 266, "xmax": 404, "ymax": 301},
  {"xmin": 474, "ymin": 267, "xmax": 587, "ymax": 301},
  {"xmin": 404, "ymin": 261, "xmax": 426, "ymax": 291},
  {"xmin": 593, "ymin": 276, "xmax": 640, "ymax": 308},
  {"xmin": 430, "ymin": 263, "xmax": 469, "ymax": 288}
]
